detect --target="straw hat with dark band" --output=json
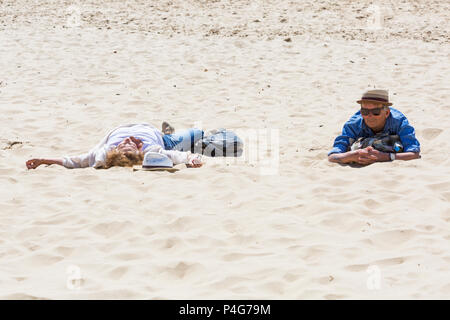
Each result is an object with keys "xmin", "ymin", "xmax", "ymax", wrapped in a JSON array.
[{"xmin": 357, "ymin": 89, "xmax": 392, "ymax": 106}]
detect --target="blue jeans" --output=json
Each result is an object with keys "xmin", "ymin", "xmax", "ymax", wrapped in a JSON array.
[{"xmin": 162, "ymin": 128, "xmax": 204, "ymax": 152}]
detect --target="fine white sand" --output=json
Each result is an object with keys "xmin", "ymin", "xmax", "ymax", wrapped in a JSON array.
[{"xmin": 0, "ymin": 0, "xmax": 449, "ymax": 299}]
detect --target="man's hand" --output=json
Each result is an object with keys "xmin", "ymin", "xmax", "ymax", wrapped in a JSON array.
[
  {"xmin": 329, "ymin": 147, "xmax": 418, "ymax": 165},
  {"xmin": 26, "ymin": 158, "xmax": 64, "ymax": 169},
  {"xmin": 328, "ymin": 147, "xmax": 389, "ymax": 165},
  {"xmin": 351, "ymin": 148, "xmax": 378, "ymax": 165},
  {"xmin": 26, "ymin": 158, "xmax": 44, "ymax": 169},
  {"xmin": 365, "ymin": 146, "xmax": 390, "ymax": 162},
  {"xmin": 352, "ymin": 147, "xmax": 390, "ymax": 165},
  {"xmin": 186, "ymin": 154, "xmax": 203, "ymax": 168}
]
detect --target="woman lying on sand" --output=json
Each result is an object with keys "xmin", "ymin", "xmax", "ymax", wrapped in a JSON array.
[{"xmin": 26, "ymin": 122, "xmax": 204, "ymax": 169}]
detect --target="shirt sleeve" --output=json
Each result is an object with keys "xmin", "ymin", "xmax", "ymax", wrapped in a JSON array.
[
  {"xmin": 62, "ymin": 145, "xmax": 109, "ymax": 168},
  {"xmin": 397, "ymin": 118, "xmax": 421, "ymax": 153},
  {"xmin": 328, "ymin": 119, "xmax": 361, "ymax": 156},
  {"xmin": 62, "ymin": 152, "xmax": 95, "ymax": 168},
  {"xmin": 146, "ymin": 145, "xmax": 190, "ymax": 165}
]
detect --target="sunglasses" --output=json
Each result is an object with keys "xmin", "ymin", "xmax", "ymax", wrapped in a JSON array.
[{"xmin": 360, "ymin": 107, "xmax": 384, "ymax": 116}]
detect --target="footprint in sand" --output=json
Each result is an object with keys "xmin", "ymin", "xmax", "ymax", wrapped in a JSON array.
[
  {"xmin": 149, "ymin": 236, "xmax": 182, "ymax": 249},
  {"xmin": 165, "ymin": 216, "xmax": 194, "ymax": 232},
  {"xmin": 108, "ymin": 266, "xmax": 129, "ymax": 280},
  {"xmin": 422, "ymin": 128, "xmax": 443, "ymax": 140},
  {"xmin": 369, "ymin": 229, "xmax": 418, "ymax": 247},
  {"xmin": 441, "ymin": 192, "xmax": 450, "ymax": 202},
  {"xmin": 162, "ymin": 262, "xmax": 203, "ymax": 279},
  {"xmin": 345, "ymin": 256, "xmax": 406, "ymax": 273},
  {"xmin": 111, "ymin": 252, "xmax": 141, "ymax": 261},
  {"xmin": 344, "ymin": 263, "xmax": 369, "ymax": 272},
  {"xmin": 259, "ymin": 281, "xmax": 284, "ymax": 295},
  {"xmin": 0, "ymin": 176, "xmax": 18, "ymax": 184},
  {"xmin": 26, "ymin": 253, "xmax": 64, "ymax": 266},
  {"xmin": 222, "ymin": 252, "xmax": 268, "ymax": 262},
  {"xmin": 363, "ymin": 199, "xmax": 381, "ymax": 210},
  {"xmin": 373, "ymin": 256, "xmax": 407, "ymax": 266},
  {"xmin": 283, "ymin": 272, "xmax": 300, "ymax": 282},
  {"xmin": 426, "ymin": 181, "xmax": 450, "ymax": 192},
  {"xmin": 54, "ymin": 246, "xmax": 76, "ymax": 256},
  {"xmin": 212, "ymin": 276, "xmax": 249, "ymax": 290},
  {"xmin": 90, "ymin": 221, "xmax": 134, "ymax": 237},
  {"xmin": 2, "ymin": 293, "xmax": 49, "ymax": 300}
]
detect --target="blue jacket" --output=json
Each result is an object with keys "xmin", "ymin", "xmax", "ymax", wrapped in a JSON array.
[{"xmin": 328, "ymin": 107, "xmax": 421, "ymax": 155}]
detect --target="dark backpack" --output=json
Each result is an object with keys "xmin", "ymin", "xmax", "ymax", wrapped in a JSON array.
[
  {"xmin": 351, "ymin": 133, "xmax": 404, "ymax": 153},
  {"xmin": 194, "ymin": 129, "xmax": 243, "ymax": 157}
]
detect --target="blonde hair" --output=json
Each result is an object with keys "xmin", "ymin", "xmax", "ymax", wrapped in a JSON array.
[{"xmin": 104, "ymin": 149, "xmax": 144, "ymax": 168}]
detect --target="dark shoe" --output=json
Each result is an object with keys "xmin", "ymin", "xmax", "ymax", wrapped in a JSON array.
[{"xmin": 162, "ymin": 121, "xmax": 175, "ymax": 135}]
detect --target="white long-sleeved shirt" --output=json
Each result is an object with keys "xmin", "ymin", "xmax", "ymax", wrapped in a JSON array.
[{"xmin": 62, "ymin": 123, "xmax": 190, "ymax": 168}]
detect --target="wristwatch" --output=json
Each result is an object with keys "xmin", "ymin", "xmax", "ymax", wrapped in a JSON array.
[{"xmin": 389, "ymin": 153, "xmax": 396, "ymax": 161}]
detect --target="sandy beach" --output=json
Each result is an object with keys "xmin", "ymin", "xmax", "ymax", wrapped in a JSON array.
[{"xmin": 0, "ymin": 0, "xmax": 449, "ymax": 299}]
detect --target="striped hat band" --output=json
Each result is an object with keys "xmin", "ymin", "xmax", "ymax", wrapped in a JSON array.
[{"xmin": 357, "ymin": 89, "xmax": 392, "ymax": 106}]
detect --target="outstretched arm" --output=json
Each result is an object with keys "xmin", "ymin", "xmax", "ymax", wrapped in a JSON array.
[
  {"xmin": 26, "ymin": 150, "xmax": 97, "ymax": 169},
  {"xmin": 364, "ymin": 149, "xmax": 421, "ymax": 162},
  {"xmin": 161, "ymin": 149, "xmax": 203, "ymax": 168},
  {"xmin": 328, "ymin": 151, "xmax": 358, "ymax": 164},
  {"xmin": 328, "ymin": 149, "xmax": 378, "ymax": 165},
  {"xmin": 329, "ymin": 147, "xmax": 421, "ymax": 165},
  {"xmin": 146, "ymin": 145, "xmax": 203, "ymax": 168},
  {"xmin": 26, "ymin": 158, "xmax": 64, "ymax": 169},
  {"xmin": 394, "ymin": 152, "xmax": 421, "ymax": 160}
]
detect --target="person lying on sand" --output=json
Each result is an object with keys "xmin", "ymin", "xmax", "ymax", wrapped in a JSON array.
[
  {"xmin": 328, "ymin": 89, "xmax": 421, "ymax": 165},
  {"xmin": 26, "ymin": 122, "xmax": 204, "ymax": 169}
]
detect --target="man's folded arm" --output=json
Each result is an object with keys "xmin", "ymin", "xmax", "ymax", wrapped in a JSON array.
[
  {"xmin": 328, "ymin": 122, "xmax": 360, "ymax": 163},
  {"xmin": 389, "ymin": 117, "xmax": 421, "ymax": 160},
  {"xmin": 397, "ymin": 118, "xmax": 421, "ymax": 154}
]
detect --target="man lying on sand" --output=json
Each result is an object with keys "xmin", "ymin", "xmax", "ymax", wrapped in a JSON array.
[
  {"xmin": 26, "ymin": 122, "xmax": 204, "ymax": 169},
  {"xmin": 328, "ymin": 89, "xmax": 421, "ymax": 165}
]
